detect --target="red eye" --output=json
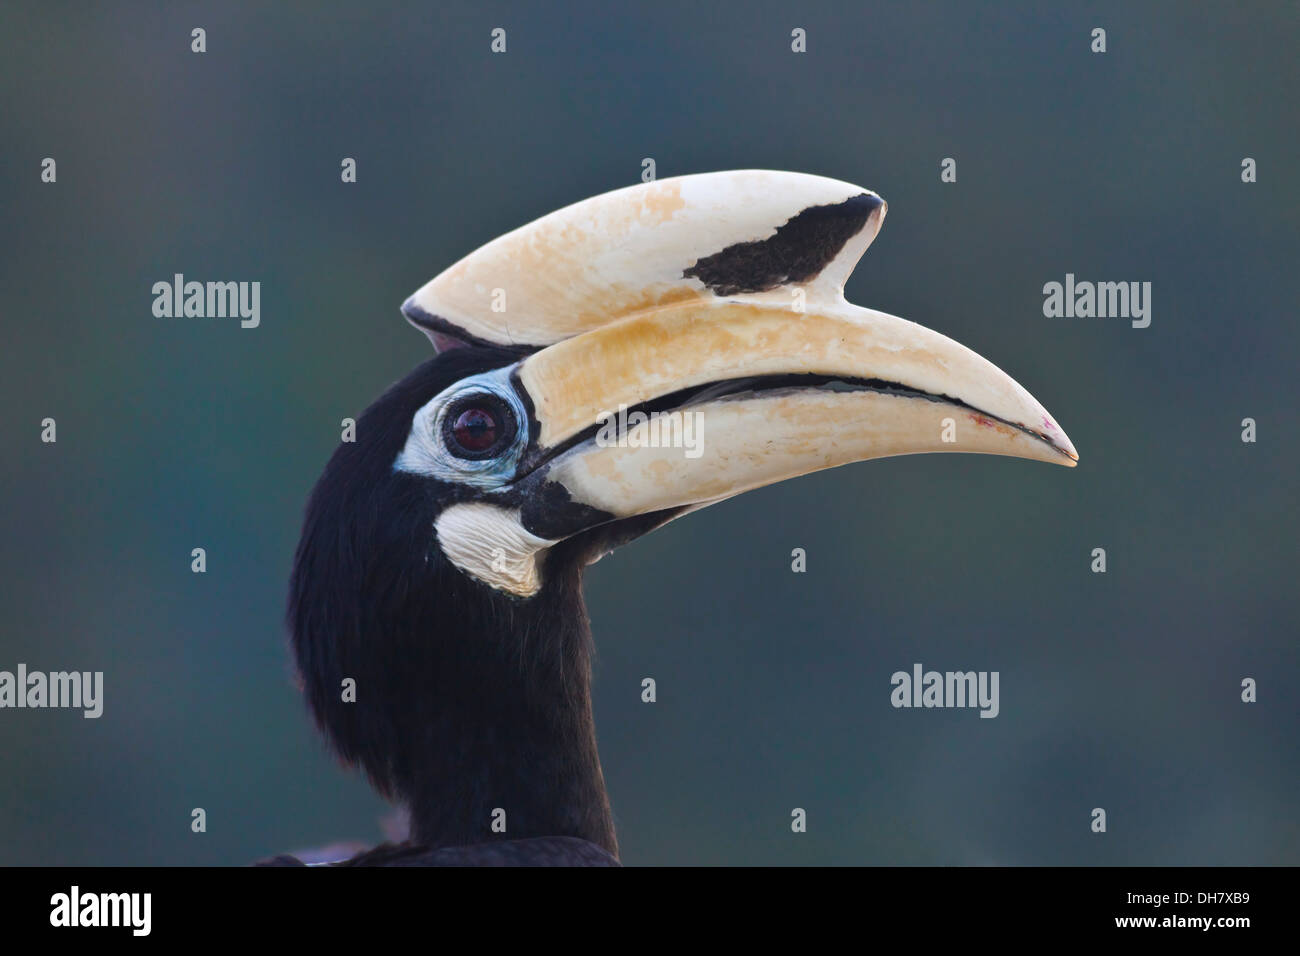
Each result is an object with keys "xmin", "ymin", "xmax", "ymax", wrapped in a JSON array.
[
  {"xmin": 450, "ymin": 407, "xmax": 500, "ymax": 452},
  {"xmin": 442, "ymin": 394, "xmax": 517, "ymax": 460}
]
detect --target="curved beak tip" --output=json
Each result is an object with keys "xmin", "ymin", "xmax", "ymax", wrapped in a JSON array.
[
  {"xmin": 1038, "ymin": 416, "xmax": 1079, "ymax": 466},
  {"xmin": 1048, "ymin": 432, "xmax": 1079, "ymax": 467}
]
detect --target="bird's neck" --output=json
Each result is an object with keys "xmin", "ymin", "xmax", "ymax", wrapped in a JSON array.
[
  {"xmin": 290, "ymin": 491, "xmax": 620, "ymax": 857},
  {"xmin": 402, "ymin": 566, "xmax": 618, "ymax": 857}
]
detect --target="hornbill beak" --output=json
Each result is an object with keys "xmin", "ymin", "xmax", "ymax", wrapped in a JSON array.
[{"xmin": 400, "ymin": 171, "xmax": 1077, "ymax": 595}]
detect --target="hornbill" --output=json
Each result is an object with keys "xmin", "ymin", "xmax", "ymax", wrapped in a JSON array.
[{"xmin": 274, "ymin": 171, "xmax": 1077, "ymax": 866}]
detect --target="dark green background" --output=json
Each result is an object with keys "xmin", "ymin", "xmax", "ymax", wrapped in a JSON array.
[{"xmin": 1, "ymin": 1, "xmax": 1296, "ymax": 865}]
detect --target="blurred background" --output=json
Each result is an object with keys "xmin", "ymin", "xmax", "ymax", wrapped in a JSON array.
[{"xmin": 1, "ymin": 1, "xmax": 1296, "ymax": 865}]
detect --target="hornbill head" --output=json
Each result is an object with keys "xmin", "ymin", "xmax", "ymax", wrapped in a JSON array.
[{"xmin": 288, "ymin": 170, "xmax": 1077, "ymax": 862}]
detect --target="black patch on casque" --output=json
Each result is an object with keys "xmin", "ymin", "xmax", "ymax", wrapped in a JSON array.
[{"xmin": 682, "ymin": 193, "xmax": 882, "ymax": 297}]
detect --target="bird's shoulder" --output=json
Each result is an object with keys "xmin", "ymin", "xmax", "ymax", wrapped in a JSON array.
[{"xmin": 257, "ymin": 837, "xmax": 621, "ymax": 867}]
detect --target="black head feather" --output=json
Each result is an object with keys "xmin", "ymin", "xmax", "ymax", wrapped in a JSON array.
[{"xmin": 288, "ymin": 348, "xmax": 617, "ymax": 854}]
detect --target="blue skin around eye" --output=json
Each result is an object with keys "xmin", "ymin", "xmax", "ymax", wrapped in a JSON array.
[{"xmin": 434, "ymin": 369, "xmax": 529, "ymax": 485}]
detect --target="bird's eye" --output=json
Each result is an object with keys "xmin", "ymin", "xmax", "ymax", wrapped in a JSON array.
[
  {"xmin": 442, "ymin": 396, "xmax": 516, "ymax": 460},
  {"xmin": 453, "ymin": 408, "xmax": 498, "ymax": 449}
]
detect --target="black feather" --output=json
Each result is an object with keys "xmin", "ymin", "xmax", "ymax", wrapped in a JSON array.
[{"xmin": 288, "ymin": 348, "xmax": 619, "ymax": 859}]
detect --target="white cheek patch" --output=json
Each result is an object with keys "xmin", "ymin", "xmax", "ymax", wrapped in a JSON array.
[{"xmin": 434, "ymin": 502, "xmax": 555, "ymax": 598}]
